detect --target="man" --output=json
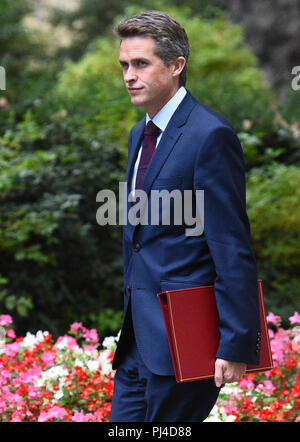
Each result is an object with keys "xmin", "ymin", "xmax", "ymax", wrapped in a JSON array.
[{"xmin": 110, "ymin": 10, "xmax": 261, "ymax": 422}]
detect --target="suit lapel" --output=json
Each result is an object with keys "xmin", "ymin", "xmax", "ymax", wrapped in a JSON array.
[
  {"xmin": 125, "ymin": 116, "xmax": 145, "ymax": 199},
  {"xmin": 124, "ymin": 118, "xmax": 144, "ymax": 240}
]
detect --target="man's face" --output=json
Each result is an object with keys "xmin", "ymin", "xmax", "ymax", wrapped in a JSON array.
[{"xmin": 119, "ymin": 36, "xmax": 180, "ymax": 118}]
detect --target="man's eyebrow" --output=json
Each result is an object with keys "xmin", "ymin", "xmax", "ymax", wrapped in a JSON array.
[{"xmin": 119, "ymin": 57, "xmax": 149, "ymax": 64}]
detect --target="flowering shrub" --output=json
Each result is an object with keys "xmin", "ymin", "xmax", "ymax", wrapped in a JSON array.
[
  {"xmin": 0, "ymin": 316, "xmax": 117, "ymax": 422},
  {"xmin": 1, "ymin": 312, "xmax": 299, "ymax": 422},
  {"xmin": 206, "ymin": 312, "xmax": 300, "ymax": 422}
]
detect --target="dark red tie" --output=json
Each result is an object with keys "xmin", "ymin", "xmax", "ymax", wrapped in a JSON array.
[{"xmin": 135, "ymin": 120, "xmax": 160, "ymax": 191}]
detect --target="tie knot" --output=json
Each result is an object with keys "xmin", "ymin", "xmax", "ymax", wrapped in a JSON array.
[{"xmin": 144, "ymin": 120, "xmax": 160, "ymax": 138}]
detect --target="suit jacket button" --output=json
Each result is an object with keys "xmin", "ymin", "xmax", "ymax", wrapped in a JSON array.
[{"xmin": 134, "ymin": 243, "xmax": 141, "ymax": 252}]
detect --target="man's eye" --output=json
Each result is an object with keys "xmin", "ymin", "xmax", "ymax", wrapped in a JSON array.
[{"xmin": 137, "ymin": 61, "xmax": 147, "ymax": 67}]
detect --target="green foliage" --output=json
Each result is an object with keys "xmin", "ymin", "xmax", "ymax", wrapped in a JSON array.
[
  {"xmin": 180, "ymin": 11, "xmax": 273, "ymax": 132},
  {"xmin": 56, "ymin": 37, "xmax": 138, "ymax": 151},
  {"xmin": 0, "ymin": 0, "xmax": 34, "ymax": 68},
  {"xmin": 0, "ymin": 104, "xmax": 125, "ymax": 337},
  {"xmin": 89, "ymin": 308, "xmax": 123, "ymax": 339},
  {"xmin": 237, "ymin": 131, "xmax": 287, "ymax": 170},
  {"xmin": 0, "ymin": 0, "xmax": 56, "ymax": 111},
  {"xmin": 247, "ymin": 163, "xmax": 300, "ymax": 320},
  {"xmin": 49, "ymin": 0, "xmax": 225, "ymax": 61},
  {"xmin": 0, "ymin": 1, "xmax": 299, "ymax": 337}
]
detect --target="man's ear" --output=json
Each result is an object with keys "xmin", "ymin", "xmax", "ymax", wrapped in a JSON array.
[{"xmin": 171, "ymin": 56, "xmax": 186, "ymax": 79}]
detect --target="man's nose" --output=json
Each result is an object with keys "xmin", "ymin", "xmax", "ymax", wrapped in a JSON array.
[{"xmin": 124, "ymin": 66, "xmax": 138, "ymax": 83}]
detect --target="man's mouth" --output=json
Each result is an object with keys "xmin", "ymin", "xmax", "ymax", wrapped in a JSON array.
[{"xmin": 128, "ymin": 87, "xmax": 143, "ymax": 95}]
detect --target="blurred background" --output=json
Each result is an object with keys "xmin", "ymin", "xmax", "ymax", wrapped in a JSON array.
[{"xmin": 0, "ymin": 0, "xmax": 299, "ymax": 340}]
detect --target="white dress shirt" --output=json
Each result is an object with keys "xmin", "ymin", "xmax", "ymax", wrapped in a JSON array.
[{"xmin": 130, "ymin": 86, "xmax": 187, "ymax": 195}]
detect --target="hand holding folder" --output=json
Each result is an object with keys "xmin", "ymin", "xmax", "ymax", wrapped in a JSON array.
[{"xmin": 157, "ymin": 279, "xmax": 273, "ymax": 383}]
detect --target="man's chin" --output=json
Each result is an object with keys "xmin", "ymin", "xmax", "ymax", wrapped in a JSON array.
[{"xmin": 130, "ymin": 96, "xmax": 145, "ymax": 107}]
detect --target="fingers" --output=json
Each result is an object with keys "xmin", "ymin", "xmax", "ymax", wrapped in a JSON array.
[
  {"xmin": 214, "ymin": 359, "xmax": 246, "ymax": 387},
  {"xmin": 214, "ymin": 359, "xmax": 224, "ymax": 387}
]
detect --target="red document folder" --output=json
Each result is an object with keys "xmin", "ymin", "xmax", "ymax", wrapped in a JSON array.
[{"xmin": 157, "ymin": 279, "xmax": 273, "ymax": 383}]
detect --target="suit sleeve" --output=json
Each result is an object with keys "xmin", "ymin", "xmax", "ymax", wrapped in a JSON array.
[{"xmin": 194, "ymin": 126, "xmax": 260, "ymax": 364}]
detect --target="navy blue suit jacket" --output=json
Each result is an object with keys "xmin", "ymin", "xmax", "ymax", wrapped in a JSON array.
[{"xmin": 113, "ymin": 90, "xmax": 260, "ymax": 376}]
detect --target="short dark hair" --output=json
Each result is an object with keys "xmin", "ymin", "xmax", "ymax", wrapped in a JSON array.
[{"xmin": 115, "ymin": 10, "xmax": 190, "ymax": 87}]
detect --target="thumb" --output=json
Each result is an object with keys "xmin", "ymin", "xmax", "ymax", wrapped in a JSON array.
[{"xmin": 214, "ymin": 359, "xmax": 224, "ymax": 388}]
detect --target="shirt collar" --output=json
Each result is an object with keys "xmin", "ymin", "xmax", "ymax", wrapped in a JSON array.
[{"xmin": 146, "ymin": 86, "xmax": 187, "ymax": 132}]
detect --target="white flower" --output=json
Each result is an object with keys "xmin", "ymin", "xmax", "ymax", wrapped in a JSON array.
[
  {"xmin": 42, "ymin": 365, "xmax": 68, "ymax": 381},
  {"xmin": 21, "ymin": 331, "xmax": 49, "ymax": 349},
  {"xmin": 55, "ymin": 337, "xmax": 69, "ymax": 350},
  {"xmin": 102, "ymin": 334, "xmax": 119, "ymax": 350},
  {"xmin": 87, "ymin": 360, "xmax": 100, "ymax": 371},
  {"xmin": 22, "ymin": 332, "xmax": 36, "ymax": 348},
  {"xmin": 98, "ymin": 349, "xmax": 113, "ymax": 375},
  {"xmin": 74, "ymin": 358, "xmax": 84, "ymax": 368},
  {"xmin": 54, "ymin": 389, "xmax": 64, "ymax": 400},
  {"xmin": 73, "ymin": 347, "xmax": 84, "ymax": 357},
  {"xmin": 34, "ymin": 366, "xmax": 68, "ymax": 389},
  {"xmin": 101, "ymin": 361, "xmax": 113, "ymax": 375},
  {"xmin": 220, "ymin": 382, "xmax": 240, "ymax": 395},
  {"xmin": 205, "ymin": 404, "xmax": 238, "ymax": 422},
  {"xmin": 225, "ymin": 414, "xmax": 237, "ymax": 422}
]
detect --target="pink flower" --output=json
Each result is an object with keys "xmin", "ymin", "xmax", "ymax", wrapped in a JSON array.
[
  {"xmin": 262, "ymin": 380, "xmax": 276, "ymax": 396},
  {"xmin": 83, "ymin": 328, "xmax": 99, "ymax": 344},
  {"xmin": 55, "ymin": 335, "xmax": 78, "ymax": 349},
  {"xmin": 268, "ymin": 329, "xmax": 275, "ymax": 339},
  {"xmin": 239, "ymin": 378, "xmax": 255, "ymax": 390},
  {"xmin": 7, "ymin": 329, "xmax": 16, "ymax": 339},
  {"xmin": 72, "ymin": 410, "xmax": 95, "ymax": 422},
  {"xmin": 38, "ymin": 406, "xmax": 67, "ymax": 422},
  {"xmin": 223, "ymin": 400, "xmax": 238, "ymax": 415},
  {"xmin": 83, "ymin": 344, "xmax": 97, "ymax": 353},
  {"xmin": 70, "ymin": 322, "xmax": 83, "ymax": 333},
  {"xmin": 41, "ymin": 351, "xmax": 56, "ymax": 366},
  {"xmin": 266, "ymin": 312, "xmax": 281, "ymax": 326},
  {"xmin": 72, "ymin": 410, "xmax": 86, "ymax": 422},
  {"xmin": 270, "ymin": 330, "xmax": 289, "ymax": 363},
  {"xmin": 19, "ymin": 368, "xmax": 42, "ymax": 384},
  {"xmin": 10, "ymin": 414, "xmax": 22, "ymax": 422},
  {"xmin": 1, "ymin": 369, "xmax": 11, "ymax": 380},
  {"xmin": 0, "ymin": 315, "xmax": 13, "ymax": 326},
  {"xmin": 289, "ymin": 312, "xmax": 300, "ymax": 325},
  {"xmin": 5, "ymin": 342, "xmax": 20, "ymax": 357}
]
